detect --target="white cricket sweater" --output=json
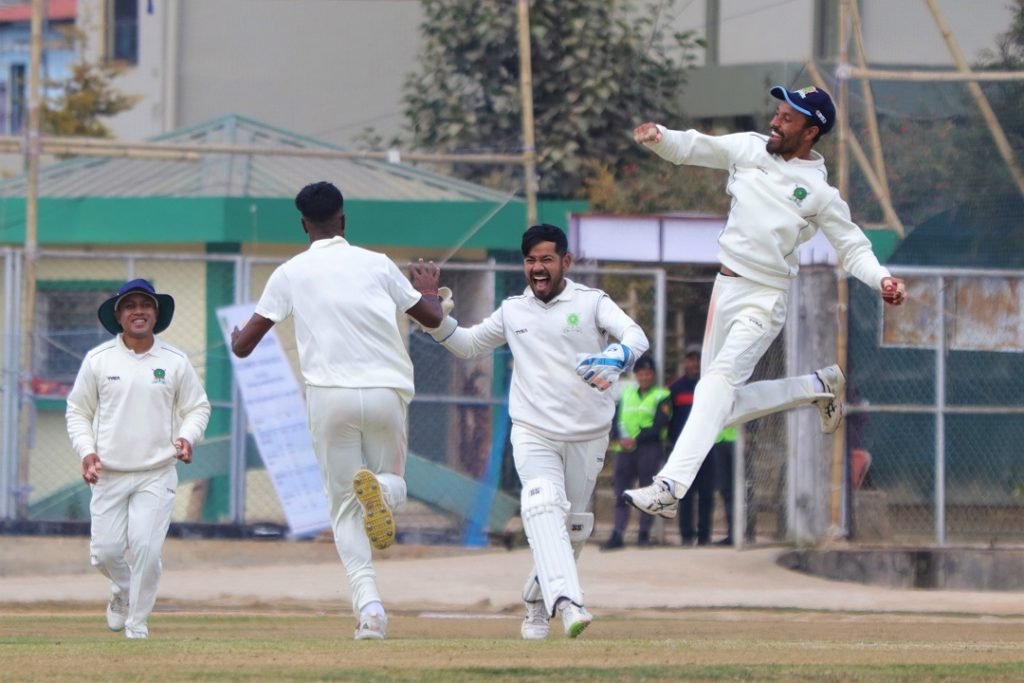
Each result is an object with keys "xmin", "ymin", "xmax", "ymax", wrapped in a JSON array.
[
  {"xmin": 66, "ymin": 335, "xmax": 211, "ymax": 472},
  {"xmin": 647, "ymin": 127, "xmax": 891, "ymax": 290},
  {"xmin": 432, "ymin": 279, "xmax": 649, "ymax": 441},
  {"xmin": 255, "ymin": 236, "xmax": 423, "ymax": 402}
]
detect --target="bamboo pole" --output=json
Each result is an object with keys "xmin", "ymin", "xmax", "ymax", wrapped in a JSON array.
[
  {"xmin": 827, "ymin": 0, "xmax": 852, "ymax": 541},
  {"xmin": 845, "ymin": 66, "xmax": 1024, "ymax": 82},
  {"xmin": 848, "ymin": 0, "xmax": 891, "ymax": 205},
  {"xmin": 837, "ymin": 1, "xmax": 849, "ymax": 198},
  {"xmin": 0, "ymin": 135, "xmax": 526, "ymax": 165},
  {"xmin": 807, "ymin": 61, "xmax": 905, "ymax": 237},
  {"xmin": 18, "ymin": 0, "xmax": 43, "ymax": 519},
  {"xmin": 517, "ymin": 0, "xmax": 538, "ymax": 226},
  {"xmin": 924, "ymin": 0, "xmax": 1024, "ymax": 197}
]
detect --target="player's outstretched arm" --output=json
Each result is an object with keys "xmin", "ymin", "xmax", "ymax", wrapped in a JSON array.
[
  {"xmin": 881, "ymin": 276, "xmax": 907, "ymax": 306},
  {"xmin": 231, "ymin": 314, "xmax": 275, "ymax": 358}
]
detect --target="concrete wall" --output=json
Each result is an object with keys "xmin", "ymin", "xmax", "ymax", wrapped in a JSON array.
[{"xmin": 79, "ymin": 0, "xmax": 422, "ymax": 146}]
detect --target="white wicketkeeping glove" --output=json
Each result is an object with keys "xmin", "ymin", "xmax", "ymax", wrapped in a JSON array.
[
  {"xmin": 438, "ymin": 286, "xmax": 454, "ymax": 317},
  {"xmin": 575, "ymin": 344, "xmax": 635, "ymax": 392}
]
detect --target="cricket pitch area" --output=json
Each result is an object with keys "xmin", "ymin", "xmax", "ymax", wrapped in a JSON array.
[{"xmin": 2, "ymin": 536, "xmax": 1023, "ymax": 681}]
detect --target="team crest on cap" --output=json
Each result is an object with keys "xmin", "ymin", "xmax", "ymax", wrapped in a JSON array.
[{"xmin": 795, "ymin": 87, "xmax": 819, "ymax": 98}]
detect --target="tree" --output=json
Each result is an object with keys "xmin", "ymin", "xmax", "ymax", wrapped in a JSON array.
[
  {"xmin": 41, "ymin": 29, "xmax": 138, "ymax": 138},
  {"xmin": 402, "ymin": 0, "xmax": 702, "ymax": 198}
]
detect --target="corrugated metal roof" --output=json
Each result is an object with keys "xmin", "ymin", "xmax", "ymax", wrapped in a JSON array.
[{"xmin": 0, "ymin": 115, "xmax": 516, "ymax": 203}]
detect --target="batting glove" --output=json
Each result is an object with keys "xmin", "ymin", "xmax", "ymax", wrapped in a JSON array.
[{"xmin": 575, "ymin": 344, "xmax": 634, "ymax": 391}]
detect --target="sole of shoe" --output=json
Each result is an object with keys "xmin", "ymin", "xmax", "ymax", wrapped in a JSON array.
[{"xmin": 353, "ymin": 469, "xmax": 395, "ymax": 550}]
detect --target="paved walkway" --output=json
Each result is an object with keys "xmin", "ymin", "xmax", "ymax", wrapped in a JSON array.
[{"xmin": 1, "ymin": 536, "xmax": 1022, "ymax": 615}]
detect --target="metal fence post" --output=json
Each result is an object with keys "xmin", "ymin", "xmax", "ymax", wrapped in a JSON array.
[{"xmin": 935, "ymin": 277, "xmax": 946, "ymax": 546}]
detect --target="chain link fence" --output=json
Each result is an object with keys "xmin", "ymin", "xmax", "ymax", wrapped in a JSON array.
[
  {"xmin": 848, "ymin": 266, "xmax": 1024, "ymax": 546},
  {"xmin": 6, "ymin": 248, "xmax": 1015, "ymax": 547}
]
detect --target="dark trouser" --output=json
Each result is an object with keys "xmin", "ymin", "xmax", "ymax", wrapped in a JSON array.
[
  {"xmin": 678, "ymin": 454, "xmax": 714, "ymax": 544},
  {"xmin": 612, "ymin": 442, "xmax": 663, "ymax": 535},
  {"xmin": 713, "ymin": 440, "xmax": 735, "ymax": 541}
]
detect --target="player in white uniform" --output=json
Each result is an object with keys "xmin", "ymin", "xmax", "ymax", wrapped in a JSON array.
[
  {"xmin": 66, "ymin": 279, "xmax": 211, "ymax": 639},
  {"xmin": 230, "ymin": 181, "xmax": 444, "ymax": 641},
  {"xmin": 422, "ymin": 224, "xmax": 649, "ymax": 639},
  {"xmin": 625, "ymin": 85, "xmax": 907, "ymax": 518}
]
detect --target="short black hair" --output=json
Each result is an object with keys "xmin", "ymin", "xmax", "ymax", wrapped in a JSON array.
[
  {"xmin": 521, "ymin": 224, "xmax": 568, "ymax": 257},
  {"xmin": 295, "ymin": 181, "xmax": 344, "ymax": 222},
  {"xmin": 634, "ymin": 354, "xmax": 656, "ymax": 372}
]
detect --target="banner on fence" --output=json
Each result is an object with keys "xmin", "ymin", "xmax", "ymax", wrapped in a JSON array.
[{"xmin": 216, "ymin": 304, "xmax": 330, "ymax": 537}]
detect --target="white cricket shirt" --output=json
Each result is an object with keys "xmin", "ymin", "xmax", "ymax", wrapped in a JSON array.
[
  {"xmin": 647, "ymin": 127, "xmax": 891, "ymax": 290},
  {"xmin": 435, "ymin": 278, "xmax": 649, "ymax": 441},
  {"xmin": 66, "ymin": 335, "xmax": 211, "ymax": 471},
  {"xmin": 255, "ymin": 236, "xmax": 422, "ymax": 402}
]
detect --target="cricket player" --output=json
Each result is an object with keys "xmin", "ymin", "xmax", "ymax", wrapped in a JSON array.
[
  {"xmin": 66, "ymin": 278, "xmax": 211, "ymax": 639},
  {"xmin": 624, "ymin": 85, "xmax": 907, "ymax": 519},
  {"xmin": 421, "ymin": 224, "xmax": 649, "ymax": 639},
  {"xmin": 230, "ymin": 181, "xmax": 444, "ymax": 640}
]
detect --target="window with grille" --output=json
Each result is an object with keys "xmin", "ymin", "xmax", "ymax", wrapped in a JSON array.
[{"xmin": 33, "ymin": 282, "xmax": 121, "ymax": 395}]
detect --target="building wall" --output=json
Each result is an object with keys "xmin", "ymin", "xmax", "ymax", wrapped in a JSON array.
[
  {"xmin": 78, "ymin": 0, "xmax": 422, "ymax": 146},
  {"xmin": 73, "ymin": 1, "xmax": 1016, "ymax": 143}
]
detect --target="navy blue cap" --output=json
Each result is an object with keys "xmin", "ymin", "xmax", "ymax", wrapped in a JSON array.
[{"xmin": 770, "ymin": 85, "xmax": 835, "ymax": 135}]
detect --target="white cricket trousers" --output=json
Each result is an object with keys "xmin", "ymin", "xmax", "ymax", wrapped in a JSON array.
[
  {"xmin": 659, "ymin": 273, "xmax": 823, "ymax": 494},
  {"xmin": 305, "ymin": 386, "xmax": 408, "ymax": 617},
  {"xmin": 89, "ymin": 463, "xmax": 177, "ymax": 637},
  {"xmin": 512, "ymin": 424, "xmax": 607, "ymax": 612}
]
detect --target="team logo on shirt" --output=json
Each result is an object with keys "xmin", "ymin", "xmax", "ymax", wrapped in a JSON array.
[
  {"xmin": 789, "ymin": 186, "xmax": 809, "ymax": 207},
  {"xmin": 564, "ymin": 312, "xmax": 582, "ymax": 334},
  {"xmin": 152, "ymin": 368, "xmax": 166, "ymax": 384}
]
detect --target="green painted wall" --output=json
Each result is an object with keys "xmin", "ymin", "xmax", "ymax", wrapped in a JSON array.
[{"xmin": 0, "ymin": 197, "xmax": 588, "ymax": 248}]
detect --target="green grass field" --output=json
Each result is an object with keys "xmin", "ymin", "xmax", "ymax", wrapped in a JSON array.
[{"xmin": 3, "ymin": 607, "xmax": 1024, "ymax": 682}]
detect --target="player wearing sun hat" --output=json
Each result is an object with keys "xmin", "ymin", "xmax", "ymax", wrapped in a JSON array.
[{"xmin": 66, "ymin": 278, "xmax": 210, "ymax": 639}]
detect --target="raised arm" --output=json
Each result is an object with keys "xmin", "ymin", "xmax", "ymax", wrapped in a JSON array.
[{"xmin": 231, "ymin": 313, "xmax": 275, "ymax": 358}]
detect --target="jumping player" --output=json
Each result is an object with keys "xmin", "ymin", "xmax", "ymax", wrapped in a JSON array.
[{"xmin": 624, "ymin": 85, "xmax": 907, "ymax": 519}]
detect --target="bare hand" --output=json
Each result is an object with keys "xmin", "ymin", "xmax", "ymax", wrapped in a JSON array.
[
  {"xmin": 409, "ymin": 258, "xmax": 441, "ymax": 295},
  {"xmin": 230, "ymin": 325, "xmax": 241, "ymax": 349},
  {"xmin": 881, "ymin": 277, "xmax": 907, "ymax": 306},
  {"xmin": 174, "ymin": 438, "xmax": 193, "ymax": 464},
  {"xmin": 619, "ymin": 437, "xmax": 637, "ymax": 451},
  {"xmin": 633, "ymin": 122, "xmax": 662, "ymax": 145},
  {"xmin": 82, "ymin": 454, "xmax": 102, "ymax": 484}
]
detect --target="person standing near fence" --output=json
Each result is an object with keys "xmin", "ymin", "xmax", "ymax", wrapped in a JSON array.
[
  {"xmin": 669, "ymin": 350, "xmax": 715, "ymax": 546},
  {"xmin": 66, "ymin": 279, "xmax": 211, "ymax": 639},
  {"xmin": 625, "ymin": 85, "xmax": 907, "ymax": 519},
  {"xmin": 420, "ymin": 224, "xmax": 649, "ymax": 639},
  {"xmin": 230, "ymin": 181, "xmax": 444, "ymax": 640},
  {"xmin": 600, "ymin": 354, "xmax": 670, "ymax": 551}
]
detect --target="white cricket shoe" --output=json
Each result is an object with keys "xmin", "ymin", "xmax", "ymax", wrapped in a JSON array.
[
  {"xmin": 354, "ymin": 613, "xmax": 387, "ymax": 641},
  {"xmin": 125, "ymin": 629, "xmax": 148, "ymax": 640},
  {"xmin": 520, "ymin": 601, "xmax": 550, "ymax": 640},
  {"xmin": 353, "ymin": 469, "xmax": 396, "ymax": 550},
  {"xmin": 814, "ymin": 364, "xmax": 846, "ymax": 434},
  {"xmin": 557, "ymin": 600, "xmax": 592, "ymax": 639},
  {"xmin": 623, "ymin": 479, "xmax": 678, "ymax": 519},
  {"xmin": 106, "ymin": 592, "xmax": 128, "ymax": 632}
]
